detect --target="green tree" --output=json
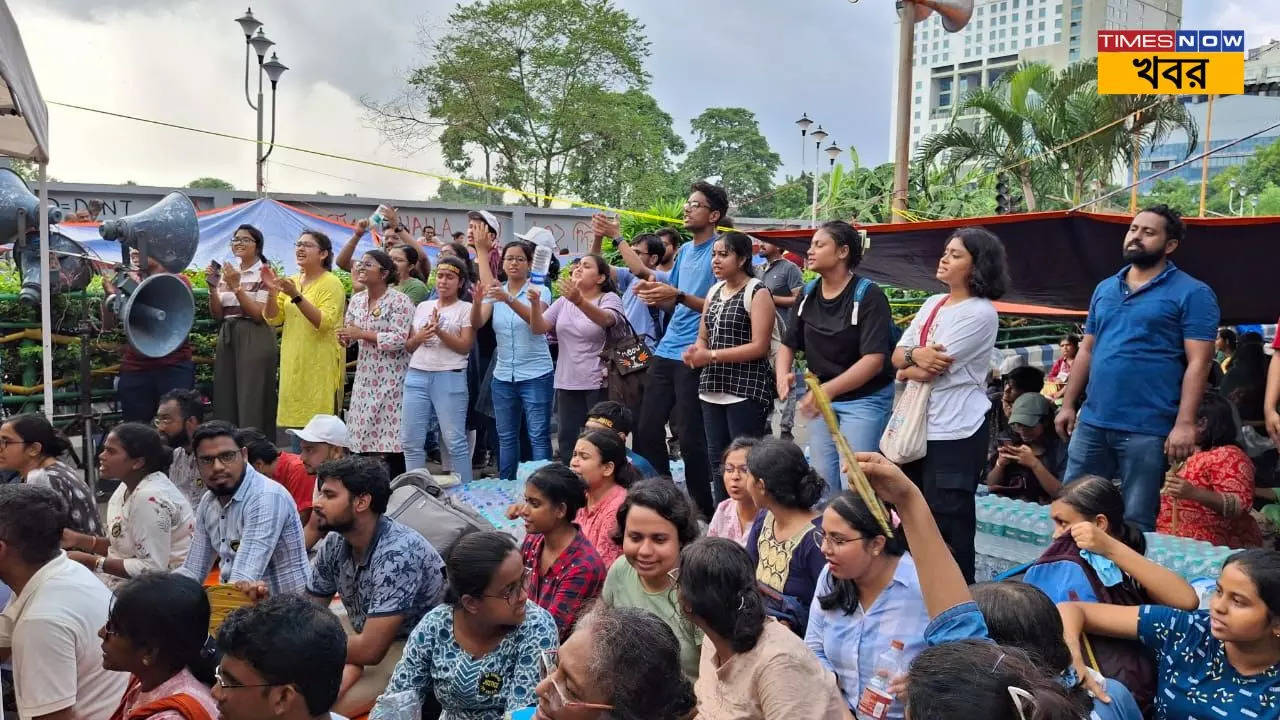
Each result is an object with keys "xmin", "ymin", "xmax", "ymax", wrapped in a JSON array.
[
  {"xmin": 8, "ymin": 159, "xmax": 35, "ymax": 183},
  {"xmin": 747, "ymin": 175, "xmax": 812, "ymax": 220},
  {"xmin": 186, "ymin": 177, "xmax": 235, "ymax": 190},
  {"xmin": 365, "ymin": 0, "xmax": 651, "ymax": 207},
  {"xmin": 566, "ymin": 89, "xmax": 685, "ymax": 209},
  {"xmin": 1138, "ymin": 178, "xmax": 1199, "ymax": 216},
  {"xmin": 430, "ymin": 178, "xmax": 497, "ymax": 205},
  {"xmin": 676, "ymin": 107, "xmax": 781, "ymax": 214}
]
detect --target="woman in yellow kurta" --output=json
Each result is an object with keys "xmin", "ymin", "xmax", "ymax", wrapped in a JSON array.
[{"xmin": 263, "ymin": 230, "xmax": 347, "ymax": 431}]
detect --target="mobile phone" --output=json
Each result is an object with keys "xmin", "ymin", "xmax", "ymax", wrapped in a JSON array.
[{"xmin": 210, "ymin": 260, "xmax": 222, "ymax": 272}]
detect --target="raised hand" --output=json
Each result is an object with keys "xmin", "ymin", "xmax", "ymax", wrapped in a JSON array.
[{"xmin": 221, "ymin": 263, "xmax": 242, "ymax": 292}]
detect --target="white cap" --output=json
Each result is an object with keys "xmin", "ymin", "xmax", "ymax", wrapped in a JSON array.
[
  {"xmin": 515, "ymin": 226, "xmax": 557, "ymax": 250},
  {"xmin": 286, "ymin": 414, "xmax": 349, "ymax": 448},
  {"xmin": 468, "ymin": 210, "xmax": 500, "ymax": 234}
]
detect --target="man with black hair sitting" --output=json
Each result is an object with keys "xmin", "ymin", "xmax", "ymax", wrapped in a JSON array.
[{"xmin": 155, "ymin": 388, "xmax": 207, "ymax": 509}]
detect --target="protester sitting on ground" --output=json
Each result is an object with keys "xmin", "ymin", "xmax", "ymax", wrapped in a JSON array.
[
  {"xmin": 986, "ymin": 392, "xmax": 1067, "ymax": 502},
  {"xmin": 1001, "ymin": 365, "xmax": 1046, "ymax": 428},
  {"xmin": 303, "ymin": 456, "xmax": 445, "ymax": 716},
  {"xmin": 805, "ymin": 489, "xmax": 927, "ymax": 719},
  {"xmin": 263, "ymin": 229, "xmax": 347, "ymax": 440},
  {"xmin": 708, "ymin": 437, "xmax": 760, "ymax": 546},
  {"xmin": 1058, "ymin": 548, "xmax": 1280, "ymax": 720},
  {"xmin": 0, "ymin": 484, "xmax": 128, "ymax": 719},
  {"xmin": 288, "ymin": 414, "xmax": 350, "ymax": 548},
  {"xmin": 381, "ymin": 531, "xmax": 559, "ymax": 717},
  {"xmin": 177, "ymin": 421, "xmax": 308, "ymax": 595},
  {"xmin": 584, "ymin": 400, "xmax": 660, "ymax": 480},
  {"xmin": 589, "ymin": 217, "xmax": 667, "ymax": 346},
  {"xmin": 0, "ymin": 413, "xmax": 103, "ymax": 535},
  {"xmin": 402, "ymin": 256, "xmax": 475, "ymax": 479},
  {"xmin": 62, "ymin": 422, "xmax": 194, "ymax": 587},
  {"xmin": 602, "ymin": 478, "xmax": 704, "ymax": 679},
  {"xmin": 1157, "ymin": 391, "xmax": 1263, "ymax": 548},
  {"xmin": 1026, "ymin": 475, "xmax": 1199, "ymax": 610},
  {"xmin": 389, "ymin": 244, "xmax": 430, "ymax": 304},
  {"xmin": 154, "ymin": 388, "xmax": 208, "ymax": 510},
  {"xmin": 518, "ymin": 463, "xmax": 606, "ymax": 640},
  {"xmin": 686, "ymin": 231, "xmax": 777, "ymax": 496},
  {"xmin": 1221, "ymin": 331, "xmax": 1269, "ymax": 425},
  {"xmin": 970, "ymin": 581, "xmax": 1142, "ymax": 720},
  {"xmin": 892, "ymin": 227, "xmax": 1009, "ymax": 583},
  {"xmin": 236, "ymin": 428, "xmax": 315, "ymax": 523},
  {"xmin": 679, "ymin": 537, "xmax": 846, "ymax": 720},
  {"xmin": 743, "ymin": 437, "xmax": 826, "ymax": 633},
  {"xmin": 101, "ymin": 574, "xmax": 219, "ymax": 720},
  {"xmin": 206, "ymin": 223, "xmax": 279, "ymax": 439},
  {"xmin": 777, "ymin": 220, "xmax": 895, "ymax": 492},
  {"xmin": 534, "ymin": 604, "xmax": 697, "ymax": 720},
  {"xmin": 213, "ymin": 595, "xmax": 347, "ymax": 720},
  {"xmin": 568, "ymin": 429, "xmax": 641, "ymax": 566},
  {"xmin": 340, "ymin": 248, "xmax": 414, "ymax": 478},
  {"xmin": 1218, "ymin": 327, "xmax": 1238, "ymax": 372},
  {"xmin": 1045, "ymin": 334, "xmax": 1079, "ymax": 401},
  {"xmin": 528, "ymin": 253, "xmax": 623, "ymax": 463}
]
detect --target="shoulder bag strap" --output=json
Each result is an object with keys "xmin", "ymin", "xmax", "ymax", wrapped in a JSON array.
[{"xmin": 918, "ymin": 296, "xmax": 946, "ymax": 345}]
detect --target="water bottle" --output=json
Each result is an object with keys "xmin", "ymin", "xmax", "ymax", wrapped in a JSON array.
[
  {"xmin": 1031, "ymin": 513, "xmax": 1053, "ymax": 551},
  {"xmin": 856, "ymin": 639, "xmax": 905, "ymax": 719},
  {"xmin": 530, "ymin": 243, "xmax": 553, "ymax": 286},
  {"xmin": 976, "ymin": 499, "xmax": 994, "ymax": 536}
]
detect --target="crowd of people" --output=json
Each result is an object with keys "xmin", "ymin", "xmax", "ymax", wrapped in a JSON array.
[{"xmin": 3, "ymin": 192, "xmax": 1280, "ymax": 720}]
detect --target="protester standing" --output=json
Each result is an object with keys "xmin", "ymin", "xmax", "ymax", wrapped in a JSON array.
[
  {"xmin": 390, "ymin": 244, "xmax": 431, "ymax": 305},
  {"xmin": 757, "ymin": 237, "xmax": 804, "ymax": 439}
]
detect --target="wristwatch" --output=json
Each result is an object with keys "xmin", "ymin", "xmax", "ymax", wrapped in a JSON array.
[
  {"xmin": 676, "ymin": 290, "xmax": 687, "ymax": 306},
  {"xmin": 95, "ymin": 556, "xmax": 106, "ymax": 573},
  {"xmin": 291, "ymin": 294, "xmax": 304, "ymax": 304},
  {"xmin": 905, "ymin": 346, "xmax": 918, "ymax": 367}
]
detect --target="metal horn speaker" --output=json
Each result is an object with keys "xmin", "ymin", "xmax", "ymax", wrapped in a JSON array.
[
  {"xmin": 14, "ymin": 232, "xmax": 97, "ymax": 306},
  {"xmin": 120, "ymin": 273, "xmax": 195, "ymax": 358},
  {"xmin": 98, "ymin": 192, "xmax": 198, "ymax": 273},
  {"xmin": 0, "ymin": 168, "xmax": 64, "ymax": 241},
  {"xmin": 914, "ymin": 0, "xmax": 973, "ymax": 31}
]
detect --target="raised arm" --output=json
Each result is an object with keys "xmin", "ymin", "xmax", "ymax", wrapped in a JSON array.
[{"xmin": 336, "ymin": 219, "xmax": 370, "ymax": 273}]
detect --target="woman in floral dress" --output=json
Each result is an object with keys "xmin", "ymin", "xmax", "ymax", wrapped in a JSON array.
[{"xmin": 340, "ymin": 249, "xmax": 415, "ymax": 476}]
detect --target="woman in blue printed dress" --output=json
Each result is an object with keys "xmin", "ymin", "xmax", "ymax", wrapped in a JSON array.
[
  {"xmin": 381, "ymin": 531, "xmax": 558, "ymax": 719},
  {"xmin": 340, "ymin": 249, "xmax": 414, "ymax": 475}
]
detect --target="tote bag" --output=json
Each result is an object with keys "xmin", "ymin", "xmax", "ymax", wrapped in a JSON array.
[{"xmin": 880, "ymin": 298, "xmax": 945, "ymax": 465}]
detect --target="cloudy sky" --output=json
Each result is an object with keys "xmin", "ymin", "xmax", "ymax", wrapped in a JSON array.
[{"xmin": 12, "ymin": 1, "xmax": 1280, "ymax": 200}]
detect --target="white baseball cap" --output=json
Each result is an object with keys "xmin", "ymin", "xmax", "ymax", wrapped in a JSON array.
[
  {"xmin": 467, "ymin": 210, "xmax": 500, "ymax": 235},
  {"xmin": 286, "ymin": 414, "xmax": 349, "ymax": 448},
  {"xmin": 515, "ymin": 226, "xmax": 557, "ymax": 249}
]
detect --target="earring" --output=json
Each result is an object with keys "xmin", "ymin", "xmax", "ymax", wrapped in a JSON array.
[{"xmin": 142, "ymin": 657, "xmax": 151, "ymax": 667}]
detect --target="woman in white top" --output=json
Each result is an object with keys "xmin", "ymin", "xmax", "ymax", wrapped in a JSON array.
[
  {"xmin": 206, "ymin": 223, "xmax": 280, "ymax": 437},
  {"xmin": 403, "ymin": 256, "xmax": 476, "ymax": 479},
  {"xmin": 62, "ymin": 422, "xmax": 194, "ymax": 588},
  {"xmin": 892, "ymin": 227, "xmax": 1009, "ymax": 583}
]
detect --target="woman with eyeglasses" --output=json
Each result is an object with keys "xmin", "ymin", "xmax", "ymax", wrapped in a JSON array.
[
  {"xmin": 601, "ymin": 478, "xmax": 704, "ymax": 679},
  {"xmin": 101, "ymin": 573, "xmax": 218, "ymax": 720},
  {"xmin": 60, "ymin": 422, "xmax": 194, "ymax": 587},
  {"xmin": 470, "ymin": 230, "xmax": 555, "ymax": 482},
  {"xmin": 205, "ymin": 223, "xmax": 279, "ymax": 438},
  {"xmin": 534, "ymin": 605, "xmax": 697, "ymax": 720},
  {"xmin": 339, "ymin": 249, "xmax": 415, "ymax": 475},
  {"xmin": 382, "ymin": 531, "xmax": 558, "ymax": 718},
  {"xmin": 804, "ymin": 489, "xmax": 927, "ymax": 719},
  {"xmin": 676, "ymin": 537, "xmax": 845, "ymax": 720},
  {"xmin": 0, "ymin": 413, "xmax": 102, "ymax": 535},
  {"xmin": 263, "ymin": 230, "xmax": 347, "ymax": 439}
]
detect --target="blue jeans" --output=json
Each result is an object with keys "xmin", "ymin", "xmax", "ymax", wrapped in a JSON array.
[
  {"xmin": 807, "ymin": 383, "xmax": 895, "ymax": 500},
  {"xmin": 1064, "ymin": 421, "xmax": 1166, "ymax": 531},
  {"xmin": 402, "ymin": 368, "xmax": 472, "ymax": 483},
  {"xmin": 491, "ymin": 371, "xmax": 554, "ymax": 481}
]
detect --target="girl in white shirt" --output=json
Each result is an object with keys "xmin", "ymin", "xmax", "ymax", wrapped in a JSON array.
[{"xmin": 892, "ymin": 227, "xmax": 1009, "ymax": 583}]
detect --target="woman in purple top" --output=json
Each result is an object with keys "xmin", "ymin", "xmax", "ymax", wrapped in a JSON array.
[{"xmin": 531, "ymin": 254, "xmax": 624, "ymax": 463}]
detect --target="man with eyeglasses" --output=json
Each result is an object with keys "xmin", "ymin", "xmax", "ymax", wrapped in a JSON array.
[
  {"xmin": 176, "ymin": 420, "xmax": 308, "ymax": 595},
  {"xmin": 213, "ymin": 595, "xmax": 349, "ymax": 720},
  {"xmin": 630, "ymin": 181, "xmax": 729, "ymax": 520},
  {"xmin": 154, "ymin": 388, "xmax": 208, "ymax": 509}
]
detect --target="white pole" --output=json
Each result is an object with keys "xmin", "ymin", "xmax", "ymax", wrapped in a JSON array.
[{"xmin": 38, "ymin": 162, "xmax": 54, "ymax": 419}]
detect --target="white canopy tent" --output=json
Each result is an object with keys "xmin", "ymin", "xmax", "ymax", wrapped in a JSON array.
[{"xmin": 0, "ymin": 0, "xmax": 54, "ymax": 418}]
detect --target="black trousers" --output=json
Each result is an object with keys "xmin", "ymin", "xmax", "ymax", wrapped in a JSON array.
[
  {"xmin": 635, "ymin": 356, "xmax": 713, "ymax": 518},
  {"xmin": 557, "ymin": 388, "xmax": 605, "ymax": 463},
  {"xmin": 702, "ymin": 398, "xmax": 771, "ymax": 504},
  {"xmin": 902, "ymin": 417, "xmax": 990, "ymax": 584}
]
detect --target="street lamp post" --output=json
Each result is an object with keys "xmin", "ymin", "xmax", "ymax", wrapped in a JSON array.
[
  {"xmin": 236, "ymin": 8, "xmax": 287, "ymax": 196},
  {"xmin": 1228, "ymin": 180, "xmax": 1249, "ymax": 216},
  {"xmin": 810, "ymin": 125, "xmax": 829, "ymax": 228}
]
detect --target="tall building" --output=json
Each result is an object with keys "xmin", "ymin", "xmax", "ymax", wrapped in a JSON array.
[{"xmin": 889, "ymin": 0, "xmax": 1183, "ymax": 158}]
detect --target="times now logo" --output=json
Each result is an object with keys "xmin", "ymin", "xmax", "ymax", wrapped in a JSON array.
[{"xmin": 1097, "ymin": 30, "xmax": 1245, "ymax": 53}]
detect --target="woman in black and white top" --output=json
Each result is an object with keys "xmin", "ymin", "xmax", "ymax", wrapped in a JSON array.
[
  {"xmin": 892, "ymin": 226, "xmax": 1009, "ymax": 584},
  {"xmin": 683, "ymin": 231, "xmax": 776, "ymax": 502},
  {"xmin": 205, "ymin": 223, "xmax": 279, "ymax": 438}
]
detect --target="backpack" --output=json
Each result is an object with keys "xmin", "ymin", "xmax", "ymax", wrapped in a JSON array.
[
  {"xmin": 386, "ymin": 470, "xmax": 495, "ymax": 559},
  {"xmin": 796, "ymin": 276, "xmax": 903, "ymax": 347}
]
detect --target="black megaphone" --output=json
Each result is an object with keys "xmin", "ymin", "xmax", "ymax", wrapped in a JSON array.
[
  {"xmin": 98, "ymin": 192, "xmax": 199, "ymax": 273},
  {"xmin": 120, "ymin": 274, "xmax": 195, "ymax": 358},
  {"xmin": 15, "ymin": 232, "xmax": 97, "ymax": 306},
  {"xmin": 0, "ymin": 167, "xmax": 64, "ymax": 241}
]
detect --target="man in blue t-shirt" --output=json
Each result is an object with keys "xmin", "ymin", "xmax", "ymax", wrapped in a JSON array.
[
  {"xmin": 590, "ymin": 222, "xmax": 667, "ymax": 347},
  {"xmin": 1055, "ymin": 205, "xmax": 1219, "ymax": 531},
  {"xmin": 626, "ymin": 181, "xmax": 727, "ymax": 519}
]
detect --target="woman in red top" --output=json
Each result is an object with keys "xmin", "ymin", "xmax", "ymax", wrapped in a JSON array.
[
  {"xmin": 1158, "ymin": 391, "xmax": 1262, "ymax": 548},
  {"xmin": 568, "ymin": 429, "xmax": 641, "ymax": 567}
]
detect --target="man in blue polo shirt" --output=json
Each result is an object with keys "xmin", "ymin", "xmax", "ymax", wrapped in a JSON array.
[
  {"xmin": 630, "ymin": 181, "xmax": 727, "ymax": 519},
  {"xmin": 1055, "ymin": 205, "xmax": 1218, "ymax": 530}
]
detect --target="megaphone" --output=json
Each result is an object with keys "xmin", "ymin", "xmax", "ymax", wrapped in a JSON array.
[
  {"xmin": 118, "ymin": 274, "xmax": 195, "ymax": 358},
  {"xmin": 0, "ymin": 167, "xmax": 64, "ymax": 241},
  {"xmin": 14, "ymin": 232, "xmax": 97, "ymax": 306},
  {"xmin": 911, "ymin": 0, "xmax": 974, "ymax": 32},
  {"xmin": 98, "ymin": 192, "xmax": 199, "ymax": 273}
]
